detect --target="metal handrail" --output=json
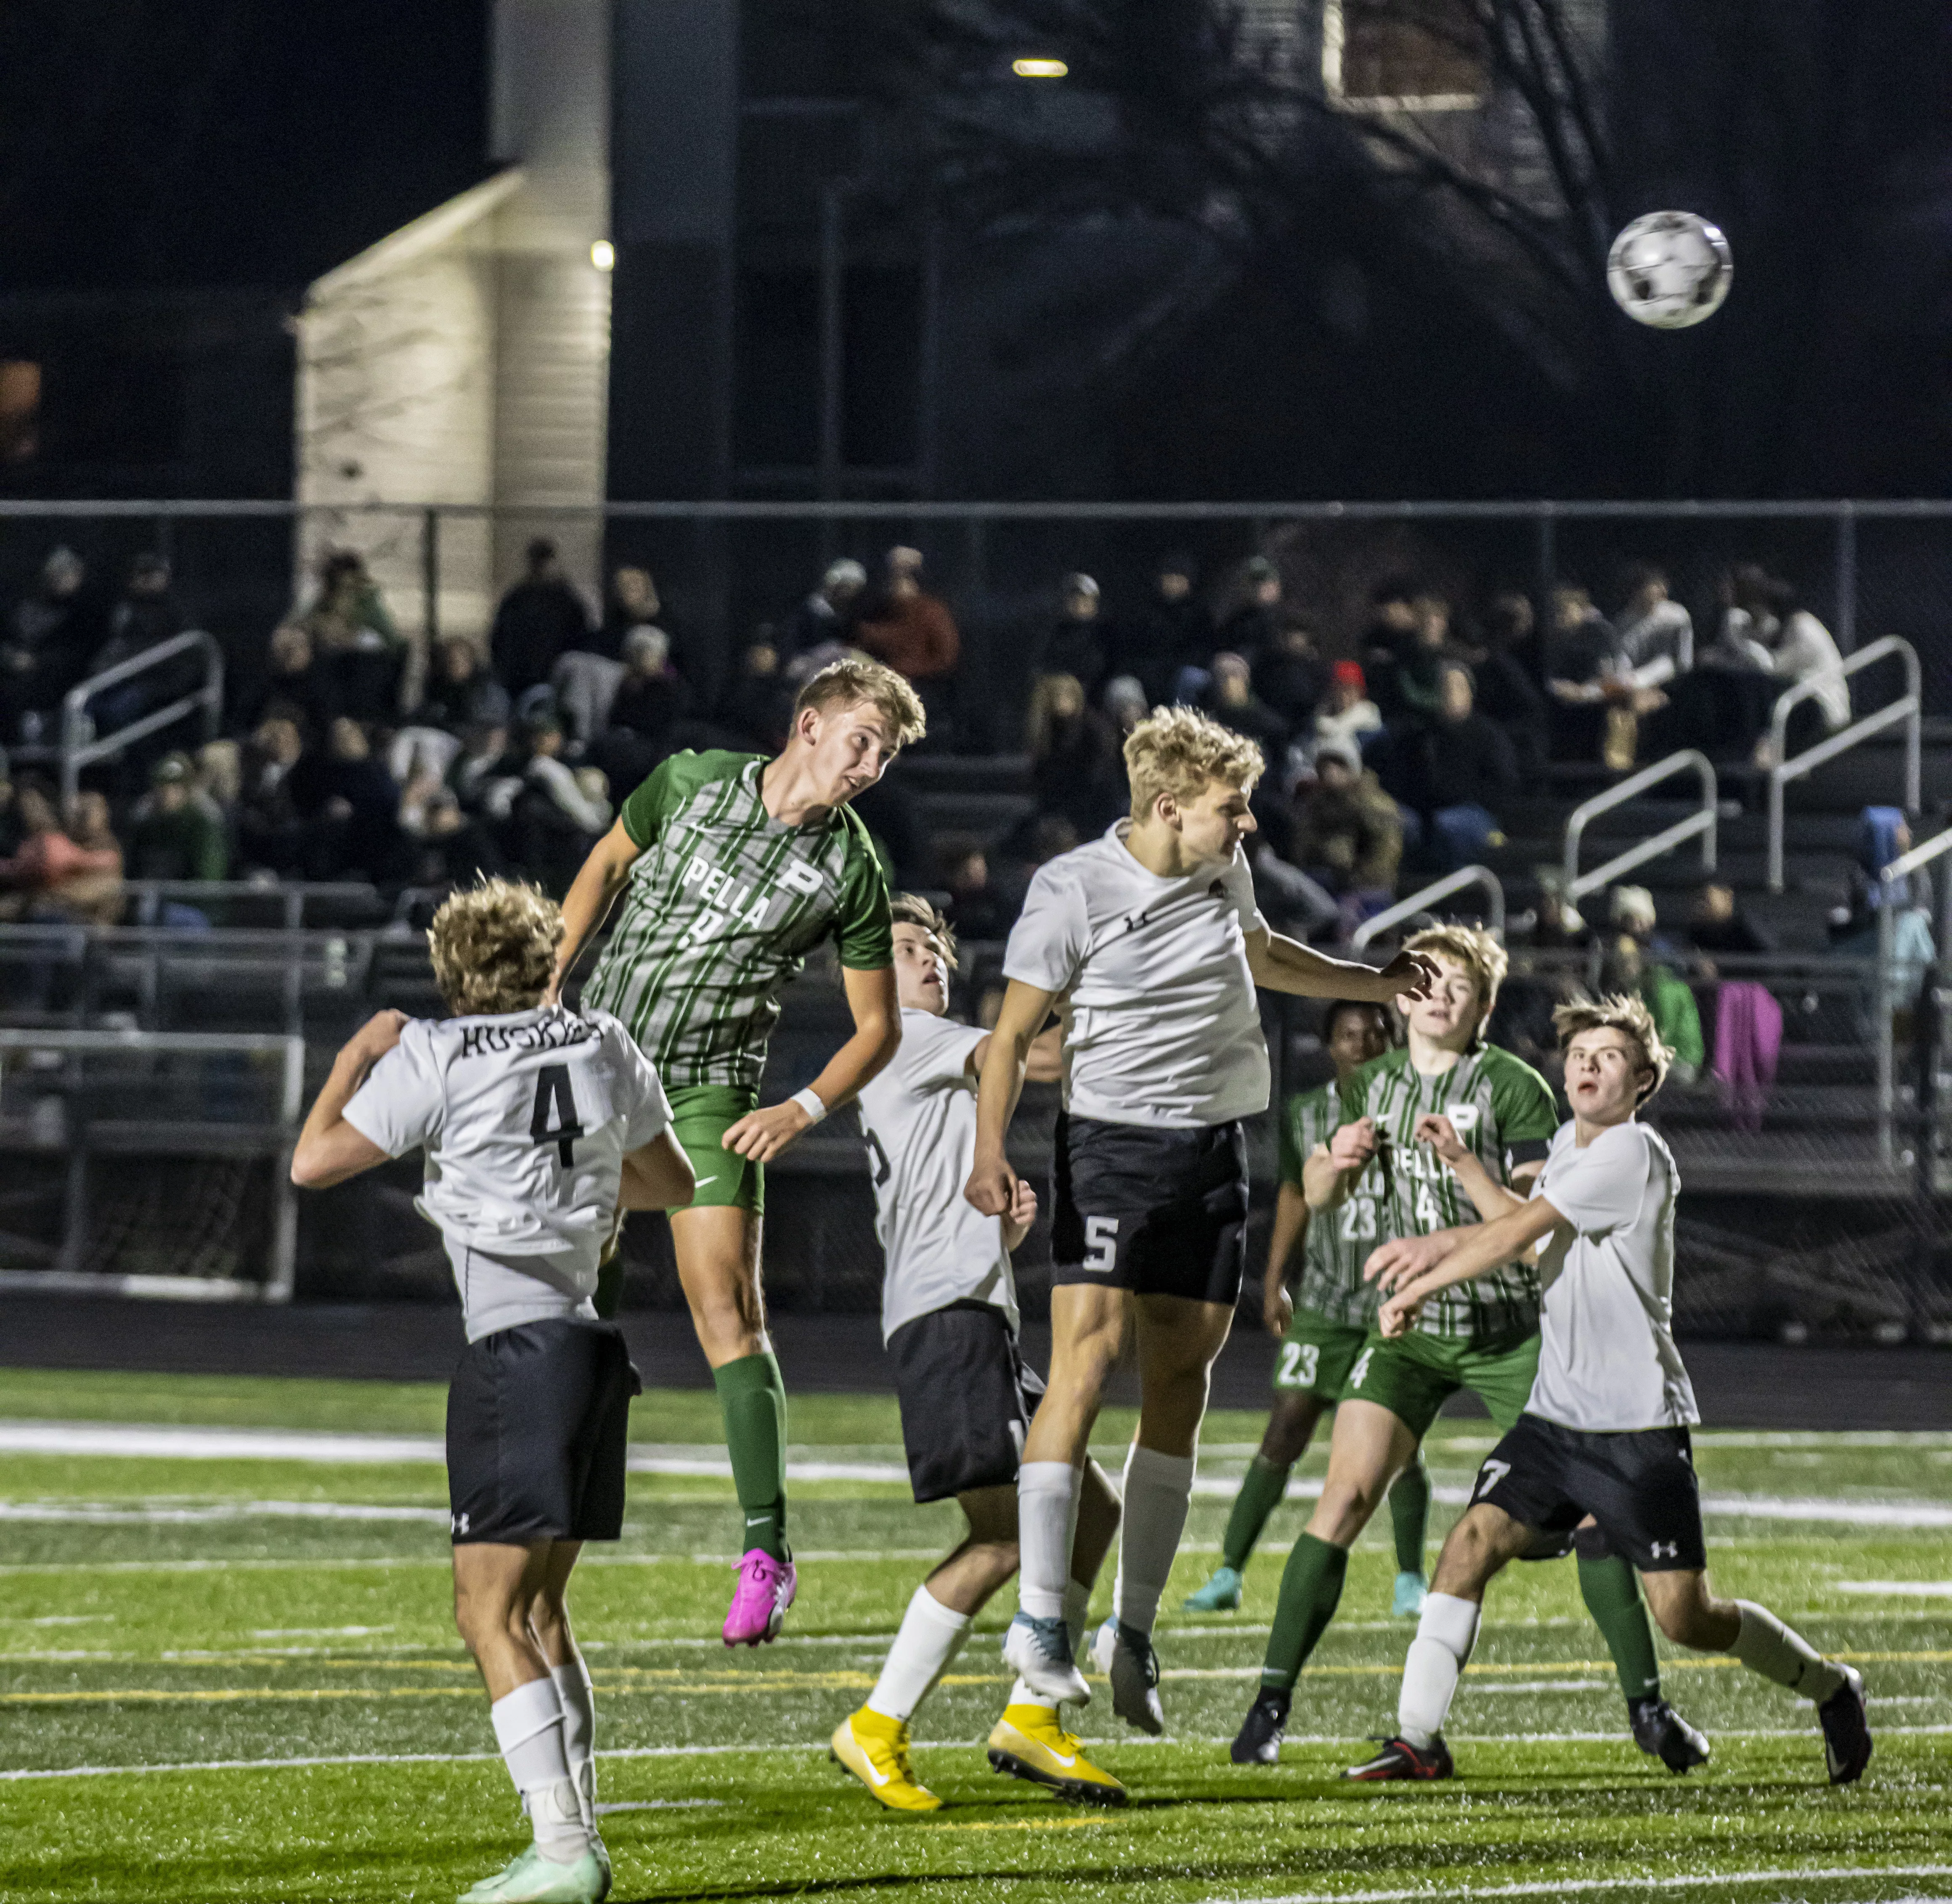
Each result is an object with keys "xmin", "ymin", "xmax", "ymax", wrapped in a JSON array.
[
  {"xmin": 1350, "ymin": 867, "xmax": 1504, "ymax": 949},
  {"xmin": 1562, "ymin": 749, "xmax": 1718, "ymax": 904},
  {"xmin": 122, "ymin": 880, "xmax": 381, "ymax": 930},
  {"xmin": 1767, "ymin": 636, "xmax": 1920, "ymax": 893},
  {"xmin": 60, "ymin": 630, "xmax": 224, "ymax": 806}
]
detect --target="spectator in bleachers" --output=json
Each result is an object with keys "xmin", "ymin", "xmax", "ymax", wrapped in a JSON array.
[
  {"xmin": 512, "ymin": 713, "xmax": 613, "ymax": 895},
  {"xmin": 304, "ymin": 550, "xmax": 403, "ymax": 722},
  {"xmin": 87, "ymin": 553, "xmax": 190, "ymax": 735},
  {"xmin": 1412, "ymin": 663, "xmax": 1518, "ymax": 870},
  {"xmin": 1118, "ymin": 552, "xmax": 1210, "ymax": 707},
  {"xmin": 0, "ymin": 777, "xmax": 123, "ymax": 923},
  {"xmin": 854, "ymin": 546, "xmax": 961, "ymax": 688},
  {"xmin": 719, "ymin": 635, "xmax": 794, "ymax": 754},
  {"xmin": 1291, "ymin": 738, "xmax": 1403, "ymax": 914},
  {"xmin": 1473, "ymin": 591, "xmax": 1550, "ymax": 778},
  {"xmin": 1026, "ymin": 672, "xmax": 1122, "ymax": 838},
  {"xmin": 1392, "ymin": 592, "xmax": 1460, "ymax": 726},
  {"xmin": 1102, "ymin": 673, "xmax": 1149, "ymax": 739},
  {"xmin": 236, "ymin": 715, "xmax": 307, "ymax": 875},
  {"xmin": 1216, "ymin": 555, "xmax": 1284, "ymax": 664},
  {"xmin": 419, "ymin": 637, "xmax": 509, "ymax": 735},
  {"xmin": 288, "ymin": 716, "xmax": 403, "ymax": 882},
  {"xmin": 1361, "ymin": 581, "xmax": 1419, "ymax": 719},
  {"xmin": 1202, "ymin": 651, "xmax": 1289, "ymax": 756},
  {"xmin": 1039, "ymin": 573, "xmax": 1109, "ymax": 699},
  {"xmin": 448, "ymin": 719, "xmax": 515, "ymax": 816},
  {"xmin": 586, "ymin": 564, "xmax": 659, "ymax": 664},
  {"xmin": 936, "ymin": 834, "xmax": 1012, "ymax": 941},
  {"xmin": 607, "ymin": 626, "xmax": 691, "ymax": 750},
  {"xmin": 1256, "ymin": 618, "xmax": 1325, "ymax": 732},
  {"xmin": 1606, "ymin": 886, "xmax": 1704, "ymax": 1086},
  {"xmin": 490, "ymin": 538, "xmax": 592, "ymax": 700},
  {"xmin": 1757, "ymin": 578, "xmax": 1849, "ymax": 763},
  {"xmin": 2, "ymin": 546, "xmax": 98, "ymax": 741},
  {"xmin": 243, "ymin": 623, "xmax": 340, "ymax": 740},
  {"xmin": 1311, "ymin": 660, "xmax": 1382, "ymax": 762},
  {"xmin": 782, "ymin": 558, "xmax": 867, "ymax": 663},
  {"xmin": 1544, "ymin": 582, "xmax": 1624, "ymax": 764},
  {"xmin": 127, "ymin": 751, "xmax": 229, "ymax": 884},
  {"xmin": 1686, "ymin": 881, "xmax": 1774, "ymax": 960},
  {"xmin": 195, "ymin": 741, "xmax": 242, "ymax": 862},
  {"xmin": 1615, "ymin": 565, "xmax": 1693, "ymax": 690}
]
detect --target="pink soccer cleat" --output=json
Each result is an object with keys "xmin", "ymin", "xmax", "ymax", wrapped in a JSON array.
[{"xmin": 723, "ymin": 1549, "xmax": 797, "ymax": 1647}]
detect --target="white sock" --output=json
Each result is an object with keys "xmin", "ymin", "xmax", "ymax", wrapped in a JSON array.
[
  {"xmin": 490, "ymin": 1678, "xmax": 590, "ymax": 1862},
  {"xmin": 1013, "ymin": 1578, "xmax": 1097, "ymax": 1713},
  {"xmin": 1398, "ymin": 1593, "xmax": 1481, "ymax": 1749},
  {"xmin": 1018, "ymin": 1462, "xmax": 1082, "ymax": 1620},
  {"xmin": 1730, "ymin": 1600, "xmax": 1845, "ymax": 1704},
  {"xmin": 867, "ymin": 1585, "xmax": 972, "ymax": 1723},
  {"xmin": 1112, "ymin": 1445, "xmax": 1196, "ymax": 1639},
  {"xmin": 550, "ymin": 1660, "xmax": 596, "ymax": 1824}
]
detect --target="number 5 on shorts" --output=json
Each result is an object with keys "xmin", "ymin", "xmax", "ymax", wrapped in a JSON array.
[{"xmin": 1083, "ymin": 1215, "xmax": 1119, "ymax": 1272}]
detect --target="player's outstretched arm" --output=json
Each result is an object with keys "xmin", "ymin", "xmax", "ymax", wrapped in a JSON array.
[
  {"xmin": 1302, "ymin": 1119, "xmax": 1375, "ymax": 1213},
  {"xmin": 1374, "ymin": 1195, "xmax": 1565, "ymax": 1337},
  {"xmin": 547, "ymin": 819, "xmax": 643, "ymax": 1002},
  {"xmin": 290, "ymin": 1011, "xmax": 406, "ymax": 1189},
  {"xmin": 724, "ymin": 963, "xmax": 901, "ymax": 1164},
  {"xmin": 964, "ymin": 978, "xmax": 1056, "ymax": 1216},
  {"xmin": 1261, "ymin": 1181, "xmax": 1309, "ymax": 1337},
  {"xmin": 1244, "ymin": 929, "xmax": 1438, "ymax": 1007},
  {"xmin": 1415, "ymin": 1113, "xmax": 1525, "ymax": 1221}
]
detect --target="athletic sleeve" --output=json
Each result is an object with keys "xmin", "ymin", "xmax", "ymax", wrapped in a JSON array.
[
  {"xmin": 1003, "ymin": 864, "xmax": 1088, "ymax": 995},
  {"xmin": 1537, "ymin": 1123, "xmax": 1649, "ymax": 1235},
  {"xmin": 618, "ymin": 754, "xmax": 684, "ymax": 851},
  {"xmin": 899, "ymin": 1013, "xmax": 987, "ymax": 1091},
  {"xmin": 1225, "ymin": 843, "xmax": 1268, "ymax": 935},
  {"xmin": 831, "ymin": 813, "xmax": 895, "ymax": 970},
  {"xmin": 1489, "ymin": 1051, "xmax": 1559, "ymax": 1164},
  {"xmin": 612, "ymin": 1027, "xmax": 674, "ymax": 1149},
  {"xmin": 342, "ymin": 1025, "xmax": 443, "ymax": 1157}
]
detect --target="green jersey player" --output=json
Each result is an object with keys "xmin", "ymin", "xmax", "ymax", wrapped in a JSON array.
[
  {"xmin": 551, "ymin": 658, "xmax": 923, "ymax": 1646},
  {"xmin": 1182, "ymin": 998, "xmax": 1433, "ymax": 1618},
  {"xmin": 1232, "ymin": 925, "xmax": 1705, "ymax": 1777}
]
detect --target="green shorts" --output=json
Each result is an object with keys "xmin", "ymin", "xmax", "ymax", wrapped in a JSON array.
[
  {"xmin": 666, "ymin": 1084, "xmax": 765, "ymax": 1216},
  {"xmin": 1272, "ymin": 1307, "xmax": 1374, "ymax": 1403},
  {"xmin": 1338, "ymin": 1328, "xmax": 1541, "ymax": 1440}
]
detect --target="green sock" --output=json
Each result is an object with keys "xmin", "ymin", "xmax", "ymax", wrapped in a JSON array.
[
  {"xmin": 1579, "ymin": 1551, "xmax": 1661, "ymax": 1701},
  {"xmin": 1221, "ymin": 1456, "xmax": 1293, "ymax": 1573},
  {"xmin": 1387, "ymin": 1453, "xmax": 1432, "ymax": 1576},
  {"xmin": 713, "ymin": 1352, "xmax": 789, "ymax": 1561},
  {"xmin": 1260, "ymin": 1532, "xmax": 1348, "ymax": 1691}
]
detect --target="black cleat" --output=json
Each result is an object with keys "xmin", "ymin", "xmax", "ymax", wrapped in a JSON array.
[
  {"xmin": 1817, "ymin": 1665, "xmax": 1872, "ymax": 1785},
  {"xmin": 1230, "ymin": 1687, "xmax": 1291, "ymax": 1765},
  {"xmin": 1344, "ymin": 1734, "xmax": 1455, "ymax": 1782},
  {"xmin": 1630, "ymin": 1696, "xmax": 1712, "ymax": 1773}
]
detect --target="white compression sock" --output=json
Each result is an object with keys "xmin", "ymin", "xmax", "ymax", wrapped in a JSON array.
[
  {"xmin": 490, "ymin": 1678, "xmax": 590, "ymax": 1862},
  {"xmin": 1730, "ymin": 1601, "xmax": 1844, "ymax": 1704},
  {"xmin": 867, "ymin": 1586, "xmax": 972, "ymax": 1723},
  {"xmin": 550, "ymin": 1659, "xmax": 596, "ymax": 1824},
  {"xmin": 1018, "ymin": 1463, "xmax": 1082, "ymax": 1621},
  {"xmin": 1112, "ymin": 1445, "xmax": 1197, "ymax": 1639},
  {"xmin": 1398, "ymin": 1593, "xmax": 1482, "ymax": 1749},
  {"xmin": 1013, "ymin": 1578, "xmax": 1096, "ymax": 1713}
]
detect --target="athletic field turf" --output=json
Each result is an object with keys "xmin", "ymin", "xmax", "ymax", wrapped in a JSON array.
[{"xmin": 1, "ymin": 1368, "xmax": 1948, "ymax": 1903}]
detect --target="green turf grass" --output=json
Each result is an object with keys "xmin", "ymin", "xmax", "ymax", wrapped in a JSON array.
[{"xmin": 0, "ymin": 1372, "xmax": 1947, "ymax": 1901}]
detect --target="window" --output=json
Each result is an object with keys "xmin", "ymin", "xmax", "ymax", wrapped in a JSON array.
[
  {"xmin": 0, "ymin": 361, "xmax": 40, "ymax": 464},
  {"xmin": 1322, "ymin": 0, "xmax": 1486, "ymax": 111}
]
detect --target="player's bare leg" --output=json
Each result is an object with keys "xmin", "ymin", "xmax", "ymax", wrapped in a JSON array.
[
  {"xmin": 454, "ymin": 1541, "xmax": 605, "ymax": 1900},
  {"xmin": 526, "ymin": 1543, "xmax": 600, "ymax": 1836},
  {"xmin": 671, "ymin": 1204, "xmax": 795, "ymax": 1645}
]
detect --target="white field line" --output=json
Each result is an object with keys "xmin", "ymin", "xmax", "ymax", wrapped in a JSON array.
[
  {"xmin": 1841, "ymin": 1581, "xmax": 1952, "ymax": 1597},
  {"xmin": 1220, "ymin": 1866, "xmax": 1952, "ymax": 1904},
  {"xmin": 6, "ymin": 1726, "xmax": 1952, "ymax": 1787}
]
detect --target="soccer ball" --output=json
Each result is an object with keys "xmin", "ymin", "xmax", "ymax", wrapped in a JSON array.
[{"xmin": 1606, "ymin": 212, "xmax": 1732, "ymax": 329}]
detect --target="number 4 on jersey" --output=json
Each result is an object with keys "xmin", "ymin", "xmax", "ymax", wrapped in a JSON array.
[{"xmin": 530, "ymin": 1063, "xmax": 584, "ymax": 1165}]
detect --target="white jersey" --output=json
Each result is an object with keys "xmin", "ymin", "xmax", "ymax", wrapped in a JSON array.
[
  {"xmin": 1528, "ymin": 1119, "xmax": 1697, "ymax": 1432},
  {"xmin": 1003, "ymin": 822, "xmax": 1270, "ymax": 1129},
  {"xmin": 344, "ymin": 1004, "xmax": 671, "ymax": 1341},
  {"xmin": 856, "ymin": 1006, "xmax": 1016, "ymax": 1344}
]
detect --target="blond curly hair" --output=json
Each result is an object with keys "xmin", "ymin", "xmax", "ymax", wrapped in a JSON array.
[
  {"xmin": 1404, "ymin": 924, "xmax": 1508, "ymax": 1045},
  {"xmin": 427, "ymin": 878, "xmax": 564, "ymax": 1018},
  {"xmin": 1124, "ymin": 705, "xmax": 1264, "ymax": 822},
  {"xmin": 1554, "ymin": 992, "xmax": 1670, "ymax": 1103},
  {"xmin": 795, "ymin": 657, "xmax": 927, "ymax": 750}
]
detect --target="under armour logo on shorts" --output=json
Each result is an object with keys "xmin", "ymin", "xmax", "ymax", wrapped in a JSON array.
[
  {"xmin": 1650, "ymin": 1540, "xmax": 1679, "ymax": 1560},
  {"xmin": 451, "ymin": 1512, "xmax": 470, "ymax": 1536}
]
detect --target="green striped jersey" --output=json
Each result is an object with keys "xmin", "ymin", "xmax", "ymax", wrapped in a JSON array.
[
  {"xmin": 580, "ymin": 750, "xmax": 893, "ymax": 1092},
  {"xmin": 1336, "ymin": 1043, "xmax": 1558, "ymax": 1343},
  {"xmin": 1278, "ymin": 1082, "xmax": 1381, "ymax": 1330}
]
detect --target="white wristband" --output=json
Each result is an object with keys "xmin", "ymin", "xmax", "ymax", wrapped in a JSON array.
[{"xmin": 790, "ymin": 1087, "xmax": 828, "ymax": 1125}]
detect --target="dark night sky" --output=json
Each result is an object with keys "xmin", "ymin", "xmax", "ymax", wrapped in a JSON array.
[{"xmin": 0, "ymin": 0, "xmax": 490, "ymax": 292}]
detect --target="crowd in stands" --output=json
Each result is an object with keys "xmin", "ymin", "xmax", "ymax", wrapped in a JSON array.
[{"xmin": 0, "ymin": 536, "xmax": 1883, "ymax": 992}]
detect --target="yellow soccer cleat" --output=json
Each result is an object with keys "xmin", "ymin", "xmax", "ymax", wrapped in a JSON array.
[
  {"xmin": 986, "ymin": 1703, "xmax": 1127, "ymax": 1807},
  {"xmin": 829, "ymin": 1707, "xmax": 944, "ymax": 1813}
]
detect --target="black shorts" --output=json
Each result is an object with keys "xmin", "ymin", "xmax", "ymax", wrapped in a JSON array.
[
  {"xmin": 1473, "ymin": 1412, "xmax": 1708, "ymax": 1573},
  {"xmin": 446, "ymin": 1318, "xmax": 642, "ymax": 1545},
  {"xmin": 1050, "ymin": 1111, "xmax": 1248, "ymax": 1307},
  {"xmin": 888, "ymin": 1300, "xmax": 1044, "ymax": 1504}
]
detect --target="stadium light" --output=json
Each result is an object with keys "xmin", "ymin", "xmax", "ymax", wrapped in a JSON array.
[
  {"xmin": 1012, "ymin": 56, "xmax": 1068, "ymax": 77},
  {"xmin": 591, "ymin": 239, "xmax": 615, "ymax": 271}
]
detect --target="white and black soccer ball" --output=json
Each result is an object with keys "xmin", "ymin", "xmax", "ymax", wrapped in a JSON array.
[{"xmin": 1606, "ymin": 212, "xmax": 1732, "ymax": 329}]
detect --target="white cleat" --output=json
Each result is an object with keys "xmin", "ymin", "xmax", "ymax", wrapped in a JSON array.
[{"xmin": 1003, "ymin": 1611, "xmax": 1090, "ymax": 1705}]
